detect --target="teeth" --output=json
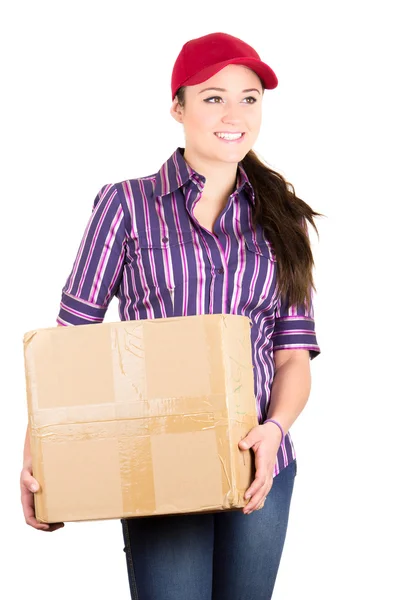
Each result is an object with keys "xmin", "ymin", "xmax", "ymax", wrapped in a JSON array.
[{"xmin": 215, "ymin": 132, "xmax": 243, "ymax": 140}]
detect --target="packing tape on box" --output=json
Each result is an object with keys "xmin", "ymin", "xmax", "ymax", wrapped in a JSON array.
[{"xmin": 29, "ymin": 398, "xmax": 235, "ymax": 519}]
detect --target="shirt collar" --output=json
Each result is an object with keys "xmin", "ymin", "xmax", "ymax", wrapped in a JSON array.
[
  {"xmin": 235, "ymin": 161, "xmax": 255, "ymax": 204},
  {"xmin": 154, "ymin": 147, "xmax": 255, "ymax": 205}
]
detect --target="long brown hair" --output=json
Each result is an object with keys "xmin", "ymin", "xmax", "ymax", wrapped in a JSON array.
[{"xmin": 175, "ymin": 86, "xmax": 323, "ymax": 308}]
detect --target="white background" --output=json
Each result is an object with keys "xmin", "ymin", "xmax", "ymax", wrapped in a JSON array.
[{"xmin": 1, "ymin": 1, "xmax": 396, "ymax": 598}]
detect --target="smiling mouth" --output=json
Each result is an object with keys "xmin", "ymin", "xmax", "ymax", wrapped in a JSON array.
[{"xmin": 214, "ymin": 132, "xmax": 245, "ymax": 142}]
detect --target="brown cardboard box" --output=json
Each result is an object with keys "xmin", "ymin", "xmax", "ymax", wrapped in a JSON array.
[{"xmin": 23, "ymin": 314, "xmax": 258, "ymax": 523}]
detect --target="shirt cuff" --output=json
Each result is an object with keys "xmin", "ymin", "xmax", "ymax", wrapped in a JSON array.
[
  {"xmin": 56, "ymin": 291, "xmax": 107, "ymax": 326},
  {"xmin": 272, "ymin": 316, "xmax": 320, "ymax": 359}
]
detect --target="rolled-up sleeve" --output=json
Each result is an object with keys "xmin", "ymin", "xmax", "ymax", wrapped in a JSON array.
[
  {"xmin": 56, "ymin": 184, "xmax": 126, "ymax": 326},
  {"xmin": 272, "ymin": 289, "xmax": 321, "ymax": 359}
]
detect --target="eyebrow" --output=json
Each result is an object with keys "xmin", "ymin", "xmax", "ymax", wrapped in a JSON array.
[{"xmin": 198, "ymin": 87, "xmax": 261, "ymax": 94}]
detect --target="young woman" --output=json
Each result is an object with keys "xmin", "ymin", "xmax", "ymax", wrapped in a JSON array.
[{"xmin": 21, "ymin": 32, "xmax": 321, "ymax": 599}]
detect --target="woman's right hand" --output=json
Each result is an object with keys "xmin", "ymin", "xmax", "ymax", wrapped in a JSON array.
[{"xmin": 20, "ymin": 460, "xmax": 64, "ymax": 532}]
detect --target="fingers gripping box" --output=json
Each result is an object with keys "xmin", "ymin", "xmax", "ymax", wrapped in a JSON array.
[{"xmin": 23, "ymin": 314, "xmax": 258, "ymax": 523}]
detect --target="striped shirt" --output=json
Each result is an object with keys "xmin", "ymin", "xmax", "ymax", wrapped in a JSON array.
[{"xmin": 56, "ymin": 147, "xmax": 320, "ymax": 476}]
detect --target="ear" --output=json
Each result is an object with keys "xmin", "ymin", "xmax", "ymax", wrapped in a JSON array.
[{"xmin": 170, "ymin": 98, "xmax": 184, "ymax": 124}]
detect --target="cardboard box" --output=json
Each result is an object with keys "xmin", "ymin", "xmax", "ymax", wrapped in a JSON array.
[{"xmin": 23, "ymin": 314, "xmax": 258, "ymax": 523}]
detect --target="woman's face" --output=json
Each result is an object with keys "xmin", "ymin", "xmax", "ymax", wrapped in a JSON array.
[{"xmin": 171, "ymin": 64, "xmax": 263, "ymax": 164}]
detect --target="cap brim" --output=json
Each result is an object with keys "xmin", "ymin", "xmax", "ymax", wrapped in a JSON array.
[{"xmin": 181, "ymin": 57, "xmax": 278, "ymax": 90}]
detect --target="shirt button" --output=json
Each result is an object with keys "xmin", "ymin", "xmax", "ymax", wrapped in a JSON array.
[
  {"xmin": 162, "ymin": 236, "xmax": 169, "ymax": 243},
  {"xmin": 217, "ymin": 267, "xmax": 224, "ymax": 274}
]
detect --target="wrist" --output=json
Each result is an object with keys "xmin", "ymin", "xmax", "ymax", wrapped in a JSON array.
[
  {"xmin": 262, "ymin": 419, "xmax": 285, "ymax": 447},
  {"xmin": 23, "ymin": 457, "xmax": 32, "ymax": 470}
]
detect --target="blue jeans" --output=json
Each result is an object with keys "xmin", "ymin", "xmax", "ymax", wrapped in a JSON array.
[{"xmin": 121, "ymin": 458, "xmax": 297, "ymax": 600}]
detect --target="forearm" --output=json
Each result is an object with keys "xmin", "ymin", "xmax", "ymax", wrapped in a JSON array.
[{"xmin": 266, "ymin": 354, "xmax": 312, "ymax": 438}]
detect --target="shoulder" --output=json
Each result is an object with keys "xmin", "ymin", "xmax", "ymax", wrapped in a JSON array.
[
  {"xmin": 113, "ymin": 172, "xmax": 158, "ymax": 188},
  {"xmin": 110, "ymin": 172, "xmax": 158, "ymax": 203},
  {"xmin": 95, "ymin": 172, "xmax": 158, "ymax": 211},
  {"xmin": 99, "ymin": 173, "xmax": 159, "ymax": 235}
]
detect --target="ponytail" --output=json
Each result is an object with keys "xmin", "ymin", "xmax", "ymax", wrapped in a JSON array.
[{"xmin": 242, "ymin": 150, "xmax": 322, "ymax": 308}]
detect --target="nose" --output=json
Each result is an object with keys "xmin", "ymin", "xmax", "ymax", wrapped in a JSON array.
[{"xmin": 221, "ymin": 103, "xmax": 243, "ymax": 126}]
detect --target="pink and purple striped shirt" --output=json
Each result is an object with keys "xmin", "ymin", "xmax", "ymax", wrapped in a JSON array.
[{"xmin": 56, "ymin": 147, "xmax": 320, "ymax": 476}]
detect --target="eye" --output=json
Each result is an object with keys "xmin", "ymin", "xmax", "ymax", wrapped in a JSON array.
[
  {"xmin": 203, "ymin": 96, "xmax": 223, "ymax": 103},
  {"xmin": 243, "ymin": 96, "xmax": 257, "ymax": 104}
]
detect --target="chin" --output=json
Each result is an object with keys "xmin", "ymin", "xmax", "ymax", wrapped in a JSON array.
[
  {"xmin": 211, "ymin": 136, "xmax": 251, "ymax": 162},
  {"xmin": 214, "ymin": 147, "xmax": 249, "ymax": 164}
]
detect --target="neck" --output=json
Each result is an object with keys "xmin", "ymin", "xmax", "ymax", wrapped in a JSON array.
[{"xmin": 183, "ymin": 147, "xmax": 239, "ymax": 206}]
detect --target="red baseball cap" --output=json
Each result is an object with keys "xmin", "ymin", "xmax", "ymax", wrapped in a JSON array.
[{"xmin": 171, "ymin": 32, "xmax": 278, "ymax": 99}]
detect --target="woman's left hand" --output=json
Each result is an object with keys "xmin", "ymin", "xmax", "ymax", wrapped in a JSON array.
[{"xmin": 238, "ymin": 422, "xmax": 282, "ymax": 514}]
